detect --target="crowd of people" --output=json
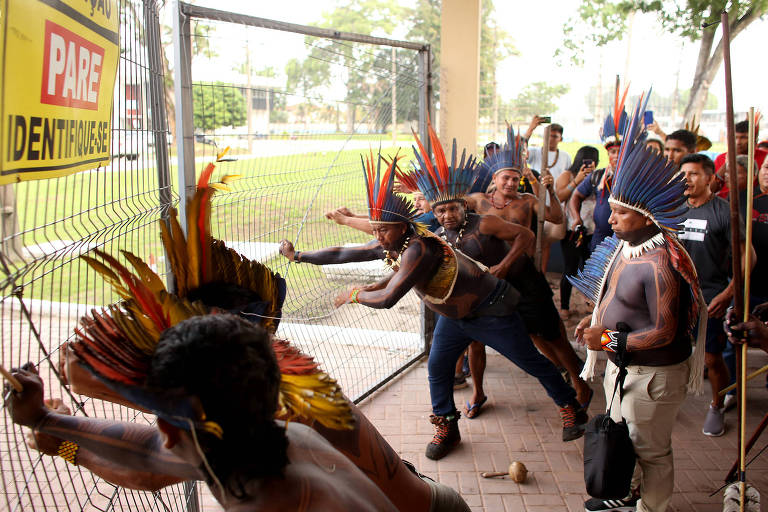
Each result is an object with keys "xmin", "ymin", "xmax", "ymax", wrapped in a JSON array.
[{"xmin": 4, "ymin": 95, "xmax": 768, "ymax": 512}]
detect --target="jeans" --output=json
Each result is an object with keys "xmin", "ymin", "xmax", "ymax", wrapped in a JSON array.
[{"xmin": 428, "ymin": 313, "xmax": 576, "ymax": 416}]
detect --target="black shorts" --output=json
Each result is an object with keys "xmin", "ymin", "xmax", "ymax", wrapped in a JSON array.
[{"xmin": 517, "ymin": 296, "xmax": 562, "ymax": 341}]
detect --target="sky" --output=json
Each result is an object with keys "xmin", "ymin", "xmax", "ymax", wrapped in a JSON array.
[{"xmin": 174, "ymin": 0, "xmax": 768, "ymax": 140}]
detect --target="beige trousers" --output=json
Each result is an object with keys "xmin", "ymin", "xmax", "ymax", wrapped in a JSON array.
[{"xmin": 604, "ymin": 359, "xmax": 690, "ymax": 512}]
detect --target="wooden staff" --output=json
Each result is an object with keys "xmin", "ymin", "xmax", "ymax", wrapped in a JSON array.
[
  {"xmin": 720, "ymin": 363, "xmax": 768, "ymax": 395},
  {"xmin": 0, "ymin": 364, "xmax": 23, "ymax": 392},
  {"xmin": 534, "ymin": 124, "xmax": 551, "ymax": 270},
  {"xmin": 721, "ymin": 11, "xmax": 747, "ymax": 510}
]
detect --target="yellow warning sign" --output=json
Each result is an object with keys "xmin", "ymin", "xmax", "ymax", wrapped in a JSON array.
[{"xmin": 0, "ymin": 0, "xmax": 119, "ymax": 184}]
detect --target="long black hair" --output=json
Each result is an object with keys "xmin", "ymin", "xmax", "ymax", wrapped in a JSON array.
[{"xmin": 568, "ymin": 146, "xmax": 600, "ymax": 174}]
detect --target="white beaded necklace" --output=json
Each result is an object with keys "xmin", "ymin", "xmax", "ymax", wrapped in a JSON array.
[{"xmin": 440, "ymin": 219, "xmax": 468, "ymax": 248}]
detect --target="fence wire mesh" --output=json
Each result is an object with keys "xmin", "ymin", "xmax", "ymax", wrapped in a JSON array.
[
  {"xmin": 1, "ymin": 2, "xmax": 430, "ymax": 511},
  {"xmin": 0, "ymin": 1, "xmax": 194, "ymax": 511},
  {"xmin": 180, "ymin": 7, "xmax": 429, "ymax": 402}
]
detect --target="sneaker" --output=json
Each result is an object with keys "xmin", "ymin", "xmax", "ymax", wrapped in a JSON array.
[
  {"xmin": 723, "ymin": 393, "xmax": 737, "ymax": 412},
  {"xmin": 560, "ymin": 402, "xmax": 588, "ymax": 441},
  {"xmin": 425, "ymin": 413, "xmax": 461, "ymax": 460},
  {"xmin": 453, "ymin": 373, "xmax": 468, "ymax": 390},
  {"xmin": 702, "ymin": 404, "xmax": 725, "ymax": 436},
  {"xmin": 584, "ymin": 494, "xmax": 639, "ymax": 511}
]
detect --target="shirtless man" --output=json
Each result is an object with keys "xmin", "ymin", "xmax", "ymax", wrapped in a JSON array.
[
  {"xmin": 570, "ymin": 99, "xmax": 706, "ymax": 512},
  {"xmin": 7, "ymin": 315, "xmax": 401, "ymax": 512},
  {"xmin": 433, "ymin": 199, "xmax": 593, "ymax": 414},
  {"xmin": 466, "ymin": 158, "xmax": 563, "ymax": 230},
  {"xmin": 280, "ymin": 152, "xmax": 587, "ymax": 460}
]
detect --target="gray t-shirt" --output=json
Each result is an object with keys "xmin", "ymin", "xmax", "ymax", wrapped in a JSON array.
[{"xmin": 679, "ymin": 196, "xmax": 743, "ymax": 303}]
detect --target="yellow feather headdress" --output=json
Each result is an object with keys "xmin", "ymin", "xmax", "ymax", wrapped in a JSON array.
[{"xmin": 72, "ymin": 149, "xmax": 354, "ymax": 434}]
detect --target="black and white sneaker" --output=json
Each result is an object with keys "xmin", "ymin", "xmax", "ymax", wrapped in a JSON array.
[{"xmin": 584, "ymin": 495, "xmax": 639, "ymax": 511}]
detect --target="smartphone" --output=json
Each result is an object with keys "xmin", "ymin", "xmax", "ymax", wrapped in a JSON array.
[
  {"xmin": 583, "ymin": 159, "xmax": 594, "ymax": 166},
  {"xmin": 644, "ymin": 110, "xmax": 654, "ymax": 125},
  {"xmin": 539, "ymin": 115, "xmax": 551, "ymax": 124}
]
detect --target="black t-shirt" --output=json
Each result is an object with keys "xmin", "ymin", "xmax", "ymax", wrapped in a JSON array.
[
  {"xmin": 739, "ymin": 187, "xmax": 768, "ymax": 299},
  {"xmin": 680, "ymin": 196, "xmax": 743, "ymax": 303}
]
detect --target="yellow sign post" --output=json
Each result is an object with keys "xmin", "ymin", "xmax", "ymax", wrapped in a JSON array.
[{"xmin": 0, "ymin": 0, "xmax": 119, "ymax": 184}]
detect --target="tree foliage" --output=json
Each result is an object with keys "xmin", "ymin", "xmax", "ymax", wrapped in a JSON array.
[
  {"xmin": 192, "ymin": 83, "xmax": 247, "ymax": 131},
  {"xmin": 505, "ymin": 82, "xmax": 570, "ymax": 120},
  {"xmin": 558, "ymin": 0, "xmax": 768, "ymax": 121}
]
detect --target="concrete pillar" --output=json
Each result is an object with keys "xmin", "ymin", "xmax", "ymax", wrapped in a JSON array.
[{"xmin": 440, "ymin": 0, "xmax": 481, "ymax": 156}]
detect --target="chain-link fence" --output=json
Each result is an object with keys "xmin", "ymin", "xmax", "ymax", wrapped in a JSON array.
[{"xmin": 1, "ymin": 1, "xmax": 432, "ymax": 510}]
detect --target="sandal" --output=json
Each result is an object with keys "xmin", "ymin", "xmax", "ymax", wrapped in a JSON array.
[{"xmin": 465, "ymin": 396, "xmax": 488, "ymax": 419}]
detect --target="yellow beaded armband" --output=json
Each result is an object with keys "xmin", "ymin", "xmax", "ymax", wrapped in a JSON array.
[
  {"xmin": 350, "ymin": 288, "xmax": 360, "ymax": 304},
  {"xmin": 57, "ymin": 440, "xmax": 79, "ymax": 465}
]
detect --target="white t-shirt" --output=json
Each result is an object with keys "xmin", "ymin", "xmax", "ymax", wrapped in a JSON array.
[{"xmin": 527, "ymin": 147, "xmax": 572, "ymax": 182}]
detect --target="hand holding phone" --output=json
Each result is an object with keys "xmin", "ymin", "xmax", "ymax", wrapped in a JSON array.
[{"xmin": 644, "ymin": 110, "xmax": 654, "ymax": 126}]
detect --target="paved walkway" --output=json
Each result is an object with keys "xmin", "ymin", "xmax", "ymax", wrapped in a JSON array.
[{"xmin": 358, "ymin": 348, "xmax": 768, "ymax": 512}]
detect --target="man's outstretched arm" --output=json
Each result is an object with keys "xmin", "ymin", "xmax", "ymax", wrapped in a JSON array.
[
  {"xmin": 8, "ymin": 369, "xmax": 201, "ymax": 482},
  {"xmin": 26, "ymin": 398, "xmax": 185, "ymax": 492},
  {"xmin": 279, "ymin": 239, "xmax": 382, "ymax": 265},
  {"xmin": 335, "ymin": 239, "xmax": 434, "ymax": 309},
  {"xmin": 325, "ymin": 208, "xmax": 373, "ymax": 235}
]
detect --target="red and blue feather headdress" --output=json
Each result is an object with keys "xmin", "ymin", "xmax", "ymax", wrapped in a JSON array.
[
  {"xmin": 363, "ymin": 150, "xmax": 424, "ymax": 231},
  {"xmin": 405, "ymin": 122, "xmax": 478, "ymax": 206}
]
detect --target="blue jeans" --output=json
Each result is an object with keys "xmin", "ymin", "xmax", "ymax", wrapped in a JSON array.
[{"xmin": 429, "ymin": 313, "xmax": 577, "ymax": 416}]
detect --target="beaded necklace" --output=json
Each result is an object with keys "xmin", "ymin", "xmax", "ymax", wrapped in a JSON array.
[
  {"xmin": 489, "ymin": 191, "xmax": 515, "ymax": 209},
  {"xmin": 440, "ymin": 219, "xmax": 467, "ymax": 248},
  {"xmin": 384, "ymin": 235, "xmax": 411, "ymax": 270}
]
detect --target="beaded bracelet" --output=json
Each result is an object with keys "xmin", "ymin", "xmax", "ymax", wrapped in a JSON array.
[
  {"xmin": 57, "ymin": 440, "xmax": 79, "ymax": 466},
  {"xmin": 600, "ymin": 329, "xmax": 620, "ymax": 353},
  {"xmin": 294, "ymin": 251, "xmax": 302, "ymax": 263},
  {"xmin": 350, "ymin": 288, "xmax": 360, "ymax": 304}
]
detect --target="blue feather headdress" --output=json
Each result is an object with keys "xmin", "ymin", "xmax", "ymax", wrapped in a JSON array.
[
  {"xmin": 363, "ymin": 150, "xmax": 423, "ymax": 229},
  {"xmin": 473, "ymin": 124, "xmax": 526, "ymax": 194},
  {"xmin": 600, "ymin": 84, "xmax": 629, "ymax": 148},
  {"xmin": 608, "ymin": 89, "xmax": 688, "ymax": 234},
  {"xmin": 408, "ymin": 122, "xmax": 478, "ymax": 205},
  {"xmin": 567, "ymin": 234, "xmax": 621, "ymax": 304}
]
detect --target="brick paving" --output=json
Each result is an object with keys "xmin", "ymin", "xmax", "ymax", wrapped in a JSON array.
[{"xmin": 358, "ymin": 348, "xmax": 768, "ymax": 512}]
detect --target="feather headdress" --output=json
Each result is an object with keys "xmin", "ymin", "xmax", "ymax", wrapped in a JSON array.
[
  {"xmin": 684, "ymin": 116, "xmax": 712, "ymax": 152},
  {"xmin": 72, "ymin": 151, "xmax": 354, "ymax": 435},
  {"xmin": 406, "ymin": 122, "xmax": 478, "ymax": 205},
  {"xmin": 608, "ymin": 90, "xmax": 689, "ymax": 234},
  {"xmin": 363, "ymin": 150, "xmax": 428, "ymax": 237},
  {"xmin": 472, "ymin": 124, "xmax": 525, "ymax": 195},
  {"xmin": 600, "ymin": 83, "xmax": 629, "ymax": 148},
  {"xmin": 570, "ymin": 91, "xmax": 707, "ymax": 394}
]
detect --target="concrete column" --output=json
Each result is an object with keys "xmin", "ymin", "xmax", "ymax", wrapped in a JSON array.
[{"xmin": 440, "ymin": 0, "xmax": 481, "ymax": 156}]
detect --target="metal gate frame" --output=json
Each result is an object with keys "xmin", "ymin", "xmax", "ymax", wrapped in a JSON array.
[{"xmin": 171, "ymin": 0, "xmax": 436, "ymax": 402}]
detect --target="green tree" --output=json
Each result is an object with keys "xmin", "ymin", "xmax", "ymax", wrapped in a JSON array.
[
  {"xmin": 505, "ymin": 82, "xmax": 570, "ymax": 121},
  {"xmin": 558, "ymin": 0, "xmax": 768, "ymax": 122},
  {"xmin": 192, "ymin": 83, "xmax": 247, "ymax": 131}
]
